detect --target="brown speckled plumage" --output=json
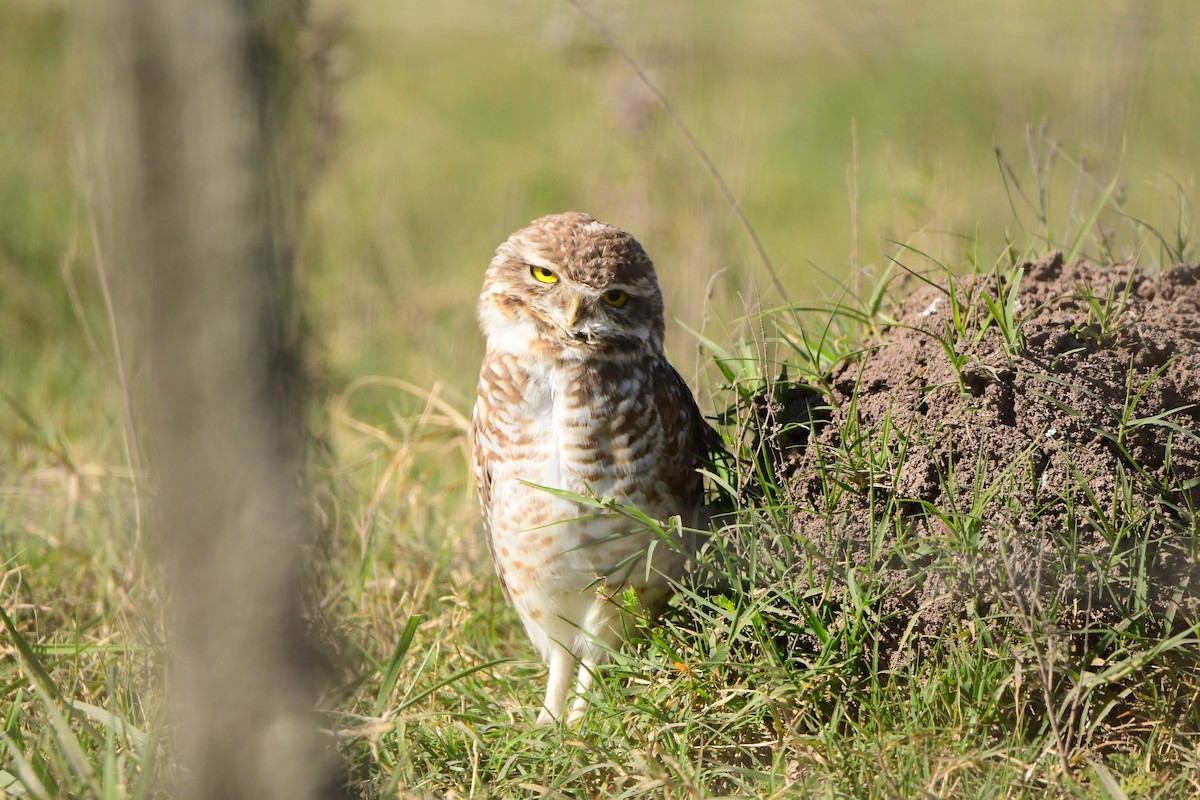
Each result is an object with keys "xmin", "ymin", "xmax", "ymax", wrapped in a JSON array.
[{"xmin": 469, "ymin": 212, "xmax": 712, "ymax": 724}]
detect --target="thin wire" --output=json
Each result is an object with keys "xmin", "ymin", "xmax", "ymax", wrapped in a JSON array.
[{"xmin": 567, "ymin": 0, "xmax": 789, "ymax": 306}]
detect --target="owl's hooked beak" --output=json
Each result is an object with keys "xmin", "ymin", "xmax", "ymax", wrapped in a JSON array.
[
  {"xmin": 559, "ymin": 293, "xmax": 597, "ymax": 345},
  {"xmin": 565, "ymin": 294, "xmax": 583, "ymax": 329}
]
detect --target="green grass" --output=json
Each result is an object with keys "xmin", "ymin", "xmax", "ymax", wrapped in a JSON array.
[
  {"xmin": 321, "ymin": 319, "xmax": 1200, "ymax": 797},
  {"xmin": 4, "ymin": 0, "xmax": 1200, "ymax": 797}
]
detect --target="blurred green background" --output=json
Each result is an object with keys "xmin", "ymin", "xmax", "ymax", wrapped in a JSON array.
[
  {"xmin": 3, "ymin": 0, "xmax": 1198, "ymax": 453},
  {"xmin": 3, "ymin": 3, "xmax": 1198, "ymax": 792}
]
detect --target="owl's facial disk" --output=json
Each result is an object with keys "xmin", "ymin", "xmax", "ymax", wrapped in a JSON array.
[
  {"xmin": 515, "ymin": 259, "xmax": 642, "ymax": 348},
  {"xmin": 477, "ymin": 264, "xmax": 648, "ymax": 356}
]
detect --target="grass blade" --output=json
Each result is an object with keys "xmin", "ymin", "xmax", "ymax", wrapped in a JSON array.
[{"xmin": 374, "ymin": 615, "xmax": 422, "ymax": 716}]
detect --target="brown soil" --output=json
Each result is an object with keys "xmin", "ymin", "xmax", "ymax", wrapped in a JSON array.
[{"xmin": 769, "ymin": 253, "xmax": 1200, "ymax": 660}]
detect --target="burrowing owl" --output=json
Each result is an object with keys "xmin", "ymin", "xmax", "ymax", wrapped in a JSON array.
[{"xmin": 470, "ymin": 212, "xmax": 714, "ymax": 724}]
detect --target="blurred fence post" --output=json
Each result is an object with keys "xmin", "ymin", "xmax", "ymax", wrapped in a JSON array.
[{"xmin": 116, "ymin": 0, "xmax": 339, "ymax": 798}]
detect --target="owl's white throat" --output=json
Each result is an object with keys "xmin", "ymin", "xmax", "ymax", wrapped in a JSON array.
[
  {"xmin": 481, "ymin": 304, "xmax": 595, "ymax": 359},
  {"xmin": 480, "ymin": 310, "xmax": 538, "ymax": 355}
]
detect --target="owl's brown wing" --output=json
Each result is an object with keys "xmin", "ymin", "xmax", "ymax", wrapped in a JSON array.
[
  {"xmin": 469, "ymin": 398, "xmax": 512, "ymax": 603},
  {"xmin": 657, "ymin": 359, "xmax": 725, "ymax": 518}
]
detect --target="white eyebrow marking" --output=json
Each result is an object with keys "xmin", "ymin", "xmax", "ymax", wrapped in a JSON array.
[{"xmin": 521, "ymin": 253, "xmax": 560, "ymax": 273}]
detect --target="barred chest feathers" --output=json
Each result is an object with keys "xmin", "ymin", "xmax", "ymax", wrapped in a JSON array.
[{"xmin": 475, "ymin": 349, "xmax": 686, "ymax": 592}]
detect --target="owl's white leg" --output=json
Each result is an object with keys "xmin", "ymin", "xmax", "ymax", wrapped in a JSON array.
[
  {"xmin": 566, "ymin": 596, "xmax": 625, "ymax": 723},
  {"xmin": 567, "ymin": 660, "xmax": 598, "ymax": 723},
  {"xmin": 536, "ymin": 645, "xmax": 575, "ymax": 725}
]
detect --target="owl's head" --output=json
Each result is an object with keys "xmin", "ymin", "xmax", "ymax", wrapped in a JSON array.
[{"xmin": 478, "ymin": 212, "xmax": 666, "ymax": 358}]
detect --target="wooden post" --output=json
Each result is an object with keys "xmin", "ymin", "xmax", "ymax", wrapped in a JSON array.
[{"xmin": 117, "ymin": 1, "xmax": 339, "ymax": 797}]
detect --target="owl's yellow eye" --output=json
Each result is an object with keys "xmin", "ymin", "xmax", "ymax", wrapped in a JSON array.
[
  {"xmin": 530, "ymin": 265, "xmax": 558, "ymax": 284},
  {"xmin": 602, "ymin": 289, "xmax": 629, "ymax": 308}
]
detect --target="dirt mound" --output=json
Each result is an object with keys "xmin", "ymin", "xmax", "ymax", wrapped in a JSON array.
[{"xmin": 775, "ymin": 253, "xmax": 1200, "ymax": 660}]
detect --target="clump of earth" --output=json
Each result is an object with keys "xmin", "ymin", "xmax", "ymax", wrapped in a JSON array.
[{"xmin": 758, "ymin": 253, "xmax": 1200, "ymax": 660}]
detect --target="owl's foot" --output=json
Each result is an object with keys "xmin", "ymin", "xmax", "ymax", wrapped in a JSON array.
[{"xmin": 566, "ymin": 696, "xmax": 588, "ymax": 725}]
